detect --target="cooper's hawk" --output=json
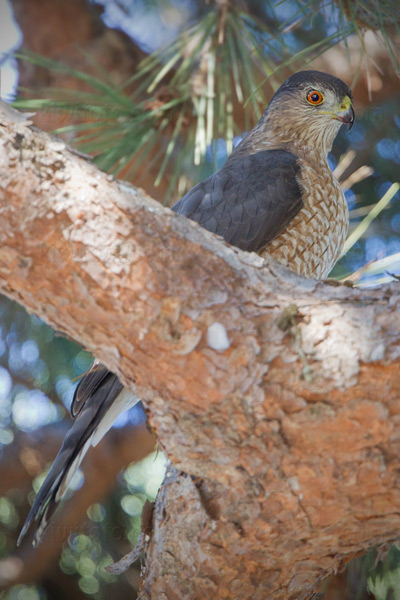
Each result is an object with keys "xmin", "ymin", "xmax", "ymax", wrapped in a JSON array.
[{"xmin": 19, "ymin": 70, "xmax": 354, "ymax": 546}]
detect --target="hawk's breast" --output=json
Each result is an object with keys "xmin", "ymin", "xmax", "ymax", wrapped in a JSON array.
[{"xmin": 263, "ymin": 159, "xmax": 348, "ymax": 279}]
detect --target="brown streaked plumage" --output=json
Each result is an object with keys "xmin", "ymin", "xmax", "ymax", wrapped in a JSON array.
[
  {"xmin": 266, "ymin": 159, "xmax": 348, "ymax": 279},
  {"xmin": 19, "ymin": 70, "xmax": 354, "ymax": 547}
]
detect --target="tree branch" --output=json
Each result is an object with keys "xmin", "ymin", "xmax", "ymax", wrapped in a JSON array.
[{"xmin": 1, "ymin": 102, "xmax": 400, "ymax": 599}]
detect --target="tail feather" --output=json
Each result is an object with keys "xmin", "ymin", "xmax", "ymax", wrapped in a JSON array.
[{"xmin": 18, "ymin": 367, "xmax": 138, "ymax": 547}]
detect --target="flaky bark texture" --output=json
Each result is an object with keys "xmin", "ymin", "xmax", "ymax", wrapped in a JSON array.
[{"xmin": 1, "ymin": 102, "xmax": 400, "ymax": 600}]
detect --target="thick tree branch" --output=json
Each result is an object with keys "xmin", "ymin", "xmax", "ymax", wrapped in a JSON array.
[{"xmin": 1, "ymin": 102, "xmax": 400, "ymax": 599}]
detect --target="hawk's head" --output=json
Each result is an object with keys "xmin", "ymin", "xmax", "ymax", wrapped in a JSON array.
[{"xmin": 264, "ymin": 70, "xmax": 354, "ymax": 156}]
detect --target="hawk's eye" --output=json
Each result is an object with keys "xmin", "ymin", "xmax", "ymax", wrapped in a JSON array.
[{"xmin": 306, "ymin": 90, "xmax": 324, "ymax": 105}]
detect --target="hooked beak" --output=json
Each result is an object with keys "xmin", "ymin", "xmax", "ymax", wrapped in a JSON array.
[{"xmin": 335, "ymin": 95, "xmax": 355, "ymax": 131}]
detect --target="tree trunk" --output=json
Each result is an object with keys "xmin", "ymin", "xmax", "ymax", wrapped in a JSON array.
[{"xmin": 1, "ymin": 102, "xmax": 400, "ymax": 599}]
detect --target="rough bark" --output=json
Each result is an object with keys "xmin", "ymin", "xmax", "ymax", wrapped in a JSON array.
[{"xmin": 1, "ymin": 102, "xmax": 400, "ymax": 599}]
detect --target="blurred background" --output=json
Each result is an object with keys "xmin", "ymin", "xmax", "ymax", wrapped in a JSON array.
[{"xmin": 0, "ymin": 1, "xmax": 399, "ymax": 599}]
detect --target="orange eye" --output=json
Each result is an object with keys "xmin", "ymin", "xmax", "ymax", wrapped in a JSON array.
[{"xmin": 306, "ymin": 90, "xmax": 324, "ymax": 105}]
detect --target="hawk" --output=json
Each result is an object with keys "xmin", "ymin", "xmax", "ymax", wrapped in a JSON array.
[{"xmin": 18, "ymin": 70, "xmax": 354, "ymax": 546}]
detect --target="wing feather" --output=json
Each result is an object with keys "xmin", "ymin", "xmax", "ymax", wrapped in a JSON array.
[
  {"xmin": 70, "ymin": 361, "xmax": 110, "ymax": 417},
  {"xmin": 173, "ymin": 149, "xmax": 303, "ymax": 253}
]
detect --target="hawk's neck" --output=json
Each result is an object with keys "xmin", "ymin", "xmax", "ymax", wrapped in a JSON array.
[{"xmin": 229, "ymin": 119, "xmax": 341, "ymax": 168}]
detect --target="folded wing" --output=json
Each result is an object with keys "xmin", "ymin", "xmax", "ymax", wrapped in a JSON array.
[{"xmin": 172, "ymin": 149, "xmax": 303, "ymax": 252}]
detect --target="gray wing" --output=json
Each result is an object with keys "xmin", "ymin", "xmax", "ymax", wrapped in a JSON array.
[
  {"xmin": 172, "ymin": 149, "xmax": 303, "ymax": 252},
  {"xmin": 70, "ymin": 361, "xmax": 111, "ymax": 417}
]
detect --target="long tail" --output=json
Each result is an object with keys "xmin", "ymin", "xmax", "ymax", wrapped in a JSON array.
[{"xmin": 18, "ymin": 363, "xmax": 138, "ymax": 546}]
